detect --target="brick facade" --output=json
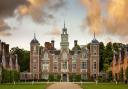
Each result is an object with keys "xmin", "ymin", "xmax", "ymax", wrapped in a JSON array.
[{"xmin": 21, "ymin": 25, "xmax": 99, "ymax": 81}]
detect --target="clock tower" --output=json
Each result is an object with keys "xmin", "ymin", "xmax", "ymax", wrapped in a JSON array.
[{"xmin": 60, "ymin": 22, "xmax": 69, "ymax": 53}]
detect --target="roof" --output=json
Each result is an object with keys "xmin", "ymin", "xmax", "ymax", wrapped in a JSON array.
[
  {"xmin": 69, "ymin": 51, "xmax": 74, "ymax": 55},
  {"xmin": 91, "ymin": 38, "xmax": 99, "ymax": 44},
  {"xmin": 30, "ymin": 33, "xmax": 39, "ymax": 44},
  {"xmin": 91, "ymin": 32, "xmax": 99, "ymax": 44}
]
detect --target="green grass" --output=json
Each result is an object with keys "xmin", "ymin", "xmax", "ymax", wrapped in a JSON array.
[
  {"xmin": 81, "ymin": 83, "xmax": 128, "ymax": 89},
  {"xmin": 0, "ymin": 83, "xmax": 128, "ymax": 89},
  {"xmin": 0, "ymin": 84, "xmax": 47, "ymax": 89}
]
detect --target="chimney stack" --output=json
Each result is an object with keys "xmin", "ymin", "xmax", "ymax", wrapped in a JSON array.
[
  {"xmin": 51, "ymin": 40, "xmax": 55, "ymax": 49},
  {"xmin": 74, "ymin": 40, "xmax": 78, "ymax": 47}
]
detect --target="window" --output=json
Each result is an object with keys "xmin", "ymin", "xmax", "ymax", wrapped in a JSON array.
[
  {"xmin": 72, "ymin": 63, "xmax": 76, "ymax": 69},
  {"xmin": 42, "ymin": 74, "xmax": 49, "ymax": 80},
  {"xmin": 93, "ymin": 49, "xmax": 97, "ymax": 55},
  {"xmin": 62, "ymin": 61, "xmax": 67, "ymax": 69},
  {"xmin": 93, "ymin": 46, "xmax": 97, "ymax": 50},
  {"xmin": 43, "ymin": 64, "xmax": 49, "ymax": 70},
  {"xmin": 81, "ymin": 62, "xmax": 87, "ymax": 69},
  {"xmin": 32, "ymin": 65, "xmax": 37, "ymax": 72},
  {"xmin": 32, "ymin": 46, "xmax": 38, "ymax": 53},
  {"xmin": 72, "ymin": 55, "xmax": 77, "ymax": 62},
  {"xmin": 63, "ymin": 52, "xmax": 67, "ymax": 60},
  {"xmin": 81, "ymin": 74, "xmax": 87, "ymax": 80},
  {"xmin": 93, "ymin": 62, "xmax": 96, "ymax": 69},
  {"xmin": 54, "ymin": 62, "xmax": 58, "ymax": 69},
  {"xmin": 44, "ymin": 52, "xmax": 49, "ymax": 60}
]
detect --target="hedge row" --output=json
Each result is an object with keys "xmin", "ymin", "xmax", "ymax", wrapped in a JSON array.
[{"xmin": 2, "ymin": 68, "xmax": 19, "ymax": 83}]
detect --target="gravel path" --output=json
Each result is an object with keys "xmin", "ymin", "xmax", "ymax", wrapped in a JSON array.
[{"xmin": 46, "ymin": 82, "xmax": 82, "ymax": 89}]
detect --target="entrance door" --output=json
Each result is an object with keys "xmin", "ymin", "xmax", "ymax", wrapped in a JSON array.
[{"xmin": 63, "ymin": 74, "xmax": 67, "ymax": 82}]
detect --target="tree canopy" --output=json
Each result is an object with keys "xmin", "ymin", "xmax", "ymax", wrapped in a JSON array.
[{"xmin": 10, "ymin": 47, "xmax": 30, "ymax": 72}]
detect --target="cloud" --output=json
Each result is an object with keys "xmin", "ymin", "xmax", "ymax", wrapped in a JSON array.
[
  {"xmin": 0, "ymin": 0, "xmax": 67, "ymax": 36},
  {"xmin": 0, "ymin": 19, "xmax": 10, "ymax": 32},
  {"xmin": 118, "ymin": 37, "xmax": 128, "ymax": 44},
  {"xmin": 46, "ymin": 25, "xmax": 61, "ymax": 37},
  {"xmin": 0, "ymin": 0, "xmax": 29, "ymax": 18},
  {"xmin": 105, "ymin": 0, "xmax": 128, "ymax": 36},
  {"xmin": 80, "ymin": 0, "xmax": 103, "ymax": 35},
  {"xmin": 0, "ymin": 19, "xmax": 11, "ymax": 36},
  {"xmin": 0, "ymin": 32, "xmax": 11, "ymax": 36},
  {"xmin": 16, "ymin": 0, "xmax": 67, "ymax": 23},
  {"xmin": 80, "ymin": 0, "xmax": 128, "ymax": 38},
  {"xmin": 0, "ymin": 0, "xmax": 29, "ymax": 36}
]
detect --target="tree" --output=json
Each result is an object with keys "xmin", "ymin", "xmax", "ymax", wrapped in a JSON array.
[
  {"xmin": 120, "ymin": 68, "xmax": 124, "ymax": 82},
  {"xmin": 72, "ymin": 44, "xmax": 81, "ymax": 50},
  {"xmin": 113, "ymin": 43, "xmax": 120, "ymax": 53},
  {"xmin": 103, "ymin": 42, "xmax": 113, "ymax": 71},
  {"xmin": 99, "ymin": 42, "xmax": 105, "ymax": 71},
  {"xmin": 108, "ymin": 71, "xmax": 112, "ymax": 81},
  {"xmin": 87, "ymin": 43, "xmax": 91, "ymax": 50},
  {"xmin": 104, "ymin": 42, "xmax": 113, "ymax": 65},
  {"xmin": 10, "ymin": 47, "xmax": 30, "ymax": 72},
  {"xmin": 125, "ymin": 67, "xmax": 128, "ymax": 81},
  {"xmin": 103, "ymin": 64, "xmax": 110, "ymax": 72}
]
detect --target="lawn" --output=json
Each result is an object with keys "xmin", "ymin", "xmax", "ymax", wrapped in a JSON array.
[
  {"xmin": 0, "ymin": 83, "xmax": 47, "ymax": 89},
  {"xmin": 81, "ymin": 83, "xmax": 128, "ymax": 89}
]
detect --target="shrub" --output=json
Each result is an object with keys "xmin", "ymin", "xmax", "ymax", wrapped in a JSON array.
[
  {"xmin": 2, "ymin": 68, "xmax": 19, "ymax": 83},
  {"xmin": 69, "ymin": 74, "xmax": 81, "ymax": 82}
]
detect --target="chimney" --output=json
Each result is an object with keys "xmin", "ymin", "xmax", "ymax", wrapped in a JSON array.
[
  {"xmin": 45, "ymin": 42, "xmax": 49, "ymax": 48},
  {"xmin": 74, "ymin": 40, "xmax": 78, "ymax": 47},
  {"xmin": 51, "ymin": 40, "xmax": 55, "ymax": 49}
]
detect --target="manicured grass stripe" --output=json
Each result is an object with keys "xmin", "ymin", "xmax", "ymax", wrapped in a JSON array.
[
  {"xmin": 81, "ymin": 83, "xmax": 128, "ymax": 89},
  {"xmin": 0, "ymin": 84, "xmax": 47, "ymax": 89}
]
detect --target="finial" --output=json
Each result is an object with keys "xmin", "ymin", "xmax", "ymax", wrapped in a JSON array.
[
  {"xmin": 34, "ymin": 33, "xmax": 36, "ymax": 39},
  {"xmin": 64, "ymin": 20, "xmax": 65, "ymax": 28},
  {"xmin": 94, "ymin": 32, "xmax": 95, "ymax": 39}
]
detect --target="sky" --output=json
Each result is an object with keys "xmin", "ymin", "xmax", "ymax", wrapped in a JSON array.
[{"xmin": 0, "ymin": 0, "xmax": 128, "ymax": 50}]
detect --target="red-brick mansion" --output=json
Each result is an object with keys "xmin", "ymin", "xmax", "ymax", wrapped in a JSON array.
[{"xmin": 20, "ymin": 24, "xmax": 99, "ymax": 81}]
